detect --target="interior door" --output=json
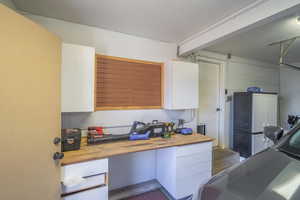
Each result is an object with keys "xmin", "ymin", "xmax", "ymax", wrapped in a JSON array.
[
  {"xmin": 198, "ymin": 61, "xmax": 220, "ymax": 146},
  {"xmin": 0, "ymin": 5, "xmax": 62, "ymax": 200}
]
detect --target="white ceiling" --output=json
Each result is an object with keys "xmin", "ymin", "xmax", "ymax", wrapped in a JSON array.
[
  {"xmin": 12, "ymin": 0, "xmax": 258, "ymax": 43},
  {"xmin": 205, "ymin": 13, "xmax": 300, "ymax": 64}
]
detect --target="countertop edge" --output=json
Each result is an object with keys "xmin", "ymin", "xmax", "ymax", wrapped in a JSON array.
[{"xmin": 61, "ymin": 134, "xmax": 214, "ymax": 166}]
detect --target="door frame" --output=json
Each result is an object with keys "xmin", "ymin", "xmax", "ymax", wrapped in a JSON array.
[{"xmin": 196, "ymin": 56, "xmax": 227, "ymax": 148}]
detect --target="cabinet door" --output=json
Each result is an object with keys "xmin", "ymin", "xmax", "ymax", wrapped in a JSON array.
[
  {"xmin": 156, "ymin": 147, "xmax": 177, "ymax": 196},
  {"xmin": 61, "ymin": 43, "xmax": 95, "ymax": 112},
  {"xmin": 252, "ymin": 134, "xmax": 273, "ymax": 155},
  {"xmin": 156, "ymin": 142, "xmax": 212, "ymax": 199},
  {"xmin": 252, "ymin": 94, "xmax": 267, "ymax": 133},
  {"xmin": 176, "ymin": 172, "xmax": 211, "ymax": 200},
  {"xmin": 265, "ymin": 94, "xmax": 278, "ymax": 126},
  {"xmin": 252, "ymin": 94, "xmax": 277, "ymax": 133},
  {"xmin": 165, "ymin": 61, "xmax": 199, "ymax": 109},
  {"xmin": 176, "ymin": 143, "xmax": 212, "ymax": 199}
]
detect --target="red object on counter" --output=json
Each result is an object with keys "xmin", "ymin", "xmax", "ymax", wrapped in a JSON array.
[{"xmin": 88, "ymin": 126, "xmax": 104, "ymax": 135}]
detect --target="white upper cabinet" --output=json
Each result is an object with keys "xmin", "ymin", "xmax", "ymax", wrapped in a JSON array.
[
  {"xmin": 164, "ymin": 61, "xmax": 199, "ymax": 109},
  {"xmin": 61, "ymin": 43, "xmax": 95, "ymax": 112}
]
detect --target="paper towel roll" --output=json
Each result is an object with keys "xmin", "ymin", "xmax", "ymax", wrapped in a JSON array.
[{"xmin": 62, "ymin": 176, "xmax": 86, "ymax": 187}]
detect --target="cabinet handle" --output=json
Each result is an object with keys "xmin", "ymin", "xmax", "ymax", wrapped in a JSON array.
[
  {"xmin": 53, "ymin": 152, "xmax": 64, "ymax": 160},
  {"xmin": 53, "ymin": 137, "xmax": 61, "ymax": 145}
]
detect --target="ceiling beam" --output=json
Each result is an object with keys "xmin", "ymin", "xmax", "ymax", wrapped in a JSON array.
[{"xmin": 178, "ymin": 0, "xmax": 300, "ymax": 56}]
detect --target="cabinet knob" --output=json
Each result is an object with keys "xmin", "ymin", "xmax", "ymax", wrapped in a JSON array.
[
  {"xmin": 53, "ymin": 152, "xmax": 64, "ymax": 160},
  {"xmin": 53, "ymin": 137, "xmax": 61, "ymax": 145}
]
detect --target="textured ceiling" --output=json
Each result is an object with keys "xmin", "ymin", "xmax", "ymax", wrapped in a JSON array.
[{"xmin": 13, "ymin": 0, "xmax": 258, "ymax": 43}]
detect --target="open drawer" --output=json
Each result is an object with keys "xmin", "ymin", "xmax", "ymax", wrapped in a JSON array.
[
  {"xmin": 62, "ymin": 159, "xmax": 108, "ymax": 179},
  {"xmin": 61, "ymin": 172, "xmax": 107, "ymax": 195}
]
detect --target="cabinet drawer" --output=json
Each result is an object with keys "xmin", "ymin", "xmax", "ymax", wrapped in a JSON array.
[
  {"xmin": 176, "ymin": 153, "xmax": 212, "ymax": 179},
  {"xmin": 62, "ymin": 173, "xmax": 107, "ymax": 195},
  {"xmin": 62, "ymin": 159, "xmax": 108, "ymax": 179},
  {"xmin": 176, "ymin": 161, "xmax": 211, "ymax": 180},
  {"xmin": 176, "ymin": 142, "xmax": 212, "ymax": 157},
  {"xmin": 62, "ymin": 186, "xmax": 108, "ymax": 200},
  {"xmin": 176, "ymin": 152, "xmax": 212, "ymax": 167},
  {"xmin": 176, "ymin": 172, "xmax": 211, "ymax": 199}
]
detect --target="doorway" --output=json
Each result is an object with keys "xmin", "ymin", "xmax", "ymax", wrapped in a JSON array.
[{"xmin": 198, "ymin": 60, "xmax": 222, "ymax": 146}]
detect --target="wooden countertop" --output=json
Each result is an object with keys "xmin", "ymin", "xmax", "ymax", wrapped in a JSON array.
[{"xmin": 61, "ymin": 134, "xmax": 213, "ymax": 166}]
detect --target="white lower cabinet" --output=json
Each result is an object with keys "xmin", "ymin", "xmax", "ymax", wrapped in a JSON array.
[
  {"xmin": 61, "ymin": 143, "xmax": 212, "ymax": 200},
  {"xmin": 61, "ymin": 159, "xmax": 108, "ymax": 200},
  {"xmin": 62, "ymin": 186, "xmax": 108, "ymax": 200},
  {"xmin": 156, "ymin": 142, "xmax": 212, "ymax": 200},
  {"xmin": 62, "ymin": 173, "xmax": 106, "ymax": 194}
]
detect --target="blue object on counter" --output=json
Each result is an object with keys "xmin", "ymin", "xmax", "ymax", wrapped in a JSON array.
[
  {"xmin": 247, "ymin": 87, "xmax": 263, "ymax": 93},
  {"xmin": 180, "ymin": 128, "xmax": 193, "ymax": 135},
  {"xmin": 129, "ymin": 131, "xmax": 150, "ymax": 140}
]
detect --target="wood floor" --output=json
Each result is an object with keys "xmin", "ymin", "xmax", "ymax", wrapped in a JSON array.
[{"xmin": 213, "ymin": 147, "xmax": 240, "ymax": 175}]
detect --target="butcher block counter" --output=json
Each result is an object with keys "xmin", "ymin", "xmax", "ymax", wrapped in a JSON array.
[{"xmin": 61, "ymin": 133, "xmax": 213, "ymax": 166}]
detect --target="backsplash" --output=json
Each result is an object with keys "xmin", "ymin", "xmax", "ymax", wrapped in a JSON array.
[{"xmin": 62, "ymin": 109, "xmax": 197, "ymax": 135}]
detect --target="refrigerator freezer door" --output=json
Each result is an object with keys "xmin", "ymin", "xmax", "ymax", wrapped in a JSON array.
[
  {"xmin": 252, "ymin": 94, "xmax": 278, "ymax": 133},
  {"xmin": 252, "ymin": 134, "xmax": 274, "ymax": 155},
  {"xmin": 265, "ymin": 94, "xmax": 278, "ymax": 127}
]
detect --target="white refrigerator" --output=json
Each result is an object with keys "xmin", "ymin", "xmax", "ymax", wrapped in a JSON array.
[{"xmin": 233, "ymin": 92, "xmax": 278, "ymax": 158}]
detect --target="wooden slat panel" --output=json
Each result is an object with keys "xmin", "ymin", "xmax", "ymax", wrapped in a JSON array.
[
  {"xmin": 95, "ymin": 54, "xmax": 163, "ymax": 110},
  {"xmin": 97, "ymin": 74, "xmax": 160, "ymax": 83},
  {"xmin": 96, "ymin": 87, "xmax": 161, "ymax": 94}
]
